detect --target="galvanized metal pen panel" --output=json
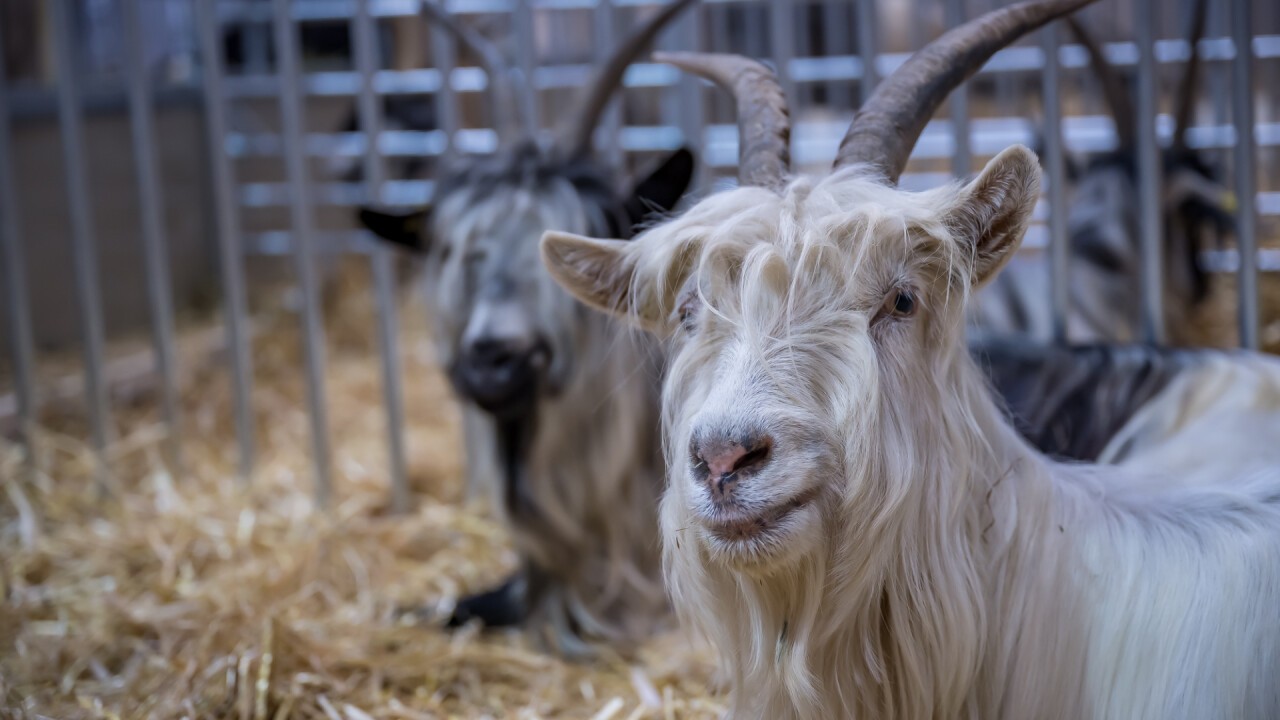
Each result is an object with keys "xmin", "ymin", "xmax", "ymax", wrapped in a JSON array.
[
  {"xmin": 1133, "ymin": 0, "xmax": 1164, "ymax": 343},
  {"xmin": 52, "ymin": 0, "xmax": 113, "ymax": 485},
  {"xmin": 197, "ymin": 0, "xmax": 257, "ymax": 482},
  {"xmin": 355, "ymin": 0, "xmax": 410, "ymax": 512},
  {"xmin": 857, "ymin": 0, "xmax": 877, "ymax": 105},
  {"xmin": 123, "ymin": 0, "xmax": 184, "ymax": 476},
  {"xmin": 1231, "ymin": 0, "xmax": 1259, "ymax": 349},
  {"xmin": 947, "ymin": 0, "xmax": 970, "ymax": 178},
  {"xmin": 0, "ymin": 33, "xmax": 36, "ymax": 458},
  {"xmin": 1041, "ymin": 22, "xmax": 1069, "ymax": 342},
  {"xmin": 273, "ymin": 0, "xmax": 335, "ymax": 507}
]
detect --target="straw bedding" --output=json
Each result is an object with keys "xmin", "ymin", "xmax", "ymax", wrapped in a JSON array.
[
  {"xmin": 0, "ymin": 261, "xmax": 719, "ymax": 720},
  {"xmin": 2, "ymin": 254, "xmax": 1276, "ymax": 720}
]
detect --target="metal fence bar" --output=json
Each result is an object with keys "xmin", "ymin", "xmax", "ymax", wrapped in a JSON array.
[
  {"xmin": 1134, "ymin": 0, "xmax": 1164, "ymax": 343},
  {"xmin": 1041, "ymin": 21, "xmax": 1069, "ymax": 342},
  {"xmin": 856, "ymin": 0, "xmax": 877, "ymax": 105},
  {"xmin": 52, "ymin": 0, "xmax": 113, "ymax": 485},
  {"xmin": 355, "ymin": 0, "xmax": 411, "ymax": 512},
  {"xmin": 770, "ymin": 0, "xmax": 797, "ymax": 111},
  {"xmin": 1232, "ymin": 0, "xmax": 1259, "ymax": 349},
  {"xmin": 197, "ymin": 0, "xmax": 256, "ymax": 483},
  {"xmin": 123, "ymin": 0, "xmax": 184, "ymax": 476},
  {"xmin": 594, "ymin": 0, "xmax": 623, "ymax": 168},
  {"xmin": 514, "ymin": 0, "xmax": 541, "ymax": 133},
  {"xmin": 822, "ymin": 0, "xmax": 852, "ymax": 112},
  {"xmin": 428, "ymin": 4, "xmax": 460, "ymax": 159},
  {"xmin": 0, "ymin": 36, "xmax": 37, "ymax": 458},
  {"xmin": 274, "ymin": 0, "xmax": 335, "ymax": 507},
  {"xmin": 674, "ymin": 0, "xmax": 707, "ymax": 187},
  {"xmin": 947, "ymin": 0, "xmax": 971, "ymax": 178}
]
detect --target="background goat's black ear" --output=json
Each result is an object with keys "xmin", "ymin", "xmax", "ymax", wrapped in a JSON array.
[
  {"xmin": 357, "ymin": 207, "xmax": 430, "ymax": 253},
  {"xmin": 623, "ymin": 147, "xmax": 696, "ymax": 229}
]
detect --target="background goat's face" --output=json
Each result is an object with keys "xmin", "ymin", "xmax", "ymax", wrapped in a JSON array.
[
  {"xmin": 362, "ymin": 148, "xmax": 693, "ymax": 417},
  {"xmin": 543, "ymin": 146, "xmax": 1042, "ymax": 573},
  {"xmin": 1067, "ymin": 150, "xmax": 1235, "ymax": 339}
]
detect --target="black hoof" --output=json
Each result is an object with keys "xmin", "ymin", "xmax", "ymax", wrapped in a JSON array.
[{"xmin": 447, "ymin": 576, "xmax": 526, "ymax": 629}]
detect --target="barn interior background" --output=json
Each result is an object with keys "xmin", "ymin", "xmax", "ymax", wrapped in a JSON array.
[{"xmin": 1, "ymin": 0, "xmax": 1278, "ymax": 717}]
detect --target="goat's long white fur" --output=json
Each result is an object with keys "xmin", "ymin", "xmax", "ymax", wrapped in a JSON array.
[{"xmin": 544, "ymin": 152, "xmax": 1280, "ymax": 718}]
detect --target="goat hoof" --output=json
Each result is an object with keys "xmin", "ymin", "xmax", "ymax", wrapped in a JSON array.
[{"xmin": 446, "ymin": 578, "xmax": 526, "ymax": 629}]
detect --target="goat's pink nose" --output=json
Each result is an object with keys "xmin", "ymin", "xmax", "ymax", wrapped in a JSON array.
[{"xmin": 691, "ymin": 434, "xmax": 774, "ymax": 500}]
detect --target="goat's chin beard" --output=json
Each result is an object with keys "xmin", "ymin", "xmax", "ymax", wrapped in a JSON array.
[{"xmin": 695, "ymin": 499, "xmax": 823, "ymax": 576}]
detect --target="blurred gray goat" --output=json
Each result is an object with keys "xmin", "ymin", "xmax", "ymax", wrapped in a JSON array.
[
  {"xmin": 971, "ymin": 0, "xmax": 1236, "ymax": 343},
  {"xmin": 357, "ymin": 0, "xmax": 699, "ymax": 656}
]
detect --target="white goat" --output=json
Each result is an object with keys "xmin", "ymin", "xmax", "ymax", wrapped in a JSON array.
[{"xmin": 540, "ymin": 0, "xmax": 1280, "ymax": 715}]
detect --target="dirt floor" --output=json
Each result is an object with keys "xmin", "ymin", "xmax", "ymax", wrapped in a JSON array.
[{"xmin": 2, "ymin": 255, "xmax": 1278, "ymax": 720}]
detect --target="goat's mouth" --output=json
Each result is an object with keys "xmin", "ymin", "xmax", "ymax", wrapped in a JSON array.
[{"xmin": 701, "ymin": 488, "xmax": 819, "ymax": 547}]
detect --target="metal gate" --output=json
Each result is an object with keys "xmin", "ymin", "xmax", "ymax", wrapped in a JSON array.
[{"xmin": 1, "ymin": 0, "xmax": 1277, "ymax": 507}]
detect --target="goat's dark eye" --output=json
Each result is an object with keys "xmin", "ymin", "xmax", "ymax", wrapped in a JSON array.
[
  {"xmin": 877, "ymin": 289, "xmax": 916, "ymax": 322},
  {"xmin": 892, "ymin": 291, "xmax": 915, "ymax": 316}
]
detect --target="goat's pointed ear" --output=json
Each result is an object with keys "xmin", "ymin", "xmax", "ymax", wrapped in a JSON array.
[
  {"xmin": 358, "ymin": 207, "xmax": 430, "ymax": 253},
  {"xmin": 623, "ymin": 147, "xmax": 696, "ymax": 230},
  {"xmin": 946, "ymin": 145, "xmax": 1041, "ymax": 288},
  {"xmin": 541, "ymin": 230, "xmax": 659, "ymax": 327}
]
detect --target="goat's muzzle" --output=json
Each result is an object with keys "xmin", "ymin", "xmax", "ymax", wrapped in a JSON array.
[
  {"xmin": 690, "ymin": 432, "xmax": 774, "ymax": 506},
  {"xmin": 452, "ymin": 335, "xmax": 551, "ymax": 418}
]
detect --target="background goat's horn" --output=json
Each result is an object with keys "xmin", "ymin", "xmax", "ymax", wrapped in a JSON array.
[
  {"xmin": 419, "ymin": 0, "xmax": 525, "ymax": 142},
  {"xmin": 1171, "ymin": 0, "xmax": 1208, "ymax": 154},
  {"xmin": 1065, "ymin": 16, "xmax": 1135, "ymax": 152},
  {"xmin": 834, "ymin": 0, "xmax": 1099, "ymax": 183},
  {"xmin": 656, "ymin": 52, "xmax": 790, "ymax": 191},
  {"xmin": 557, "ymin": 0, "xmax": 700, "ymax": 161}
]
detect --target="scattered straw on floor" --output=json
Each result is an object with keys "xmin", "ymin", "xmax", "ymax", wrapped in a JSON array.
[
  {"xmin": 0, "ymin": 261, "xmax": 720, "ymax": 719},
  {"xmin": 4, "ymin": 251, "xmax": 1278, "ymax": 719}
]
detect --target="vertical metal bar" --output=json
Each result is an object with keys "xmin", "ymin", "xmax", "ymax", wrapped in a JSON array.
[
  {"xmin": 594, "ymin": 0, "xmax": 622, "ymax": 168},
  {"xmin": 1041, "ymin": 21, "xmax": 1069, "ymax": 342},
  {"xmin": 273, "ymin": 0, "xmax": 334, "ymax": 507},
  {"xmin": 123, "ymin": 0, "xmax": 184, "ymax": 476},
  {"xmin": 856, "ymin": 0, "xmax": 877, "ymax": 105},
  {"xmin": 769, "ymin": 0, "xmax": 796, "ymax": 115},
  {"xmin": 355, "ymin": 0, "xmax": 410, "ymax": 513},
  {"xmin": 1134, "ymin": 0, "xmax": 1164, "ymax": 343},
  {"xmin": 675, "ymin": 0, "xmax": 707, "ymax": 188},
  {"xmin": 427, "ymin": 3, "xmax": 459, "ymax": 160},
  {"xmin": 747, "ymin": 1, "xmax": 767, "ymax": 60},
  {"xmin": 513, "ymin": 0, "xmax": 540, "ymax": 136},
  {"xmin": 947, "ymin": 0, "xmax": 970, "ymax": 178},
  {"xmin": 1231, "ymin": 0, "xmax": 1258, "ymax": 349},
  {"xmin": 822, "ymin": 1, "xmax": 851, "ymax": 112},
  {"xmin": 1209, "ymin": 0, "xmax": 1229, "ymax": 128},
  {"xmin": 197, "ymin": 0, "xmax": 256, "ymax": 483},
  {"xmin": 52, "ymin": 0, "xmax": 112, "ymax": 484},
  {"xmin": 0, "ymin": 32, "xmax": 37, "ymax": 458}
]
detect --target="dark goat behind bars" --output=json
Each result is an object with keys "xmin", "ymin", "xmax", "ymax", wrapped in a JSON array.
[
  {"xmin": 971, "ymin": 0, "xmax": 1236, "ymax": 343},
  {"xmin": 357, "ymin": 0, "xmax": 698, "ymax": 655}
]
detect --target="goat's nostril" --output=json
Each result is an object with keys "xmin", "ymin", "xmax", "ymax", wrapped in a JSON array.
[
  {"xmin": 693, "ymin": 434, "xmax": 774, "ymax": 484},
  {"xmin": 733, "ymin": 441, "xmax": 772, "ymax": 474}
]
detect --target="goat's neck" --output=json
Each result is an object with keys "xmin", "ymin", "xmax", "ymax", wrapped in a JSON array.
[{"xmin": 723, "ymin": 350, "xmax": 1077, "ymax": 719}]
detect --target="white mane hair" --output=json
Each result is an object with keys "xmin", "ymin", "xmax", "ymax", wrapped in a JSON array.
[{"xmin": 542, "ymin": 146, "xmax": 1280, "ymax": 718}]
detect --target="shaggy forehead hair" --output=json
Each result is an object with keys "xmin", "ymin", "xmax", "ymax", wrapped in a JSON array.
[{"xmin": 625, "ymin": 169, "xmax": 979, "ymax": 327}]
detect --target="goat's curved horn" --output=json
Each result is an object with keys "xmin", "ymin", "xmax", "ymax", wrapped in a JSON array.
[
  {"xmin": 419, "ymin": 1, "xmax": 524, "ymax": 142},
  {"xmin": 1065, "ymin": 17, "xmax": 1135, "ymax": 151},
  {"xmin": 557, "ymin": 0, "xmax": 700, "ymax": 160},
  {"xmin": 656, "ymin": 52, "xmax": 790, "ymax": 191},
  {"xmin": 1171, "ymin": 0, "xmax": 1208, "ymax": 154},
  {"xmin": 834, "ymin": 0, "xmax": 1098, "ymax": 183}
]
